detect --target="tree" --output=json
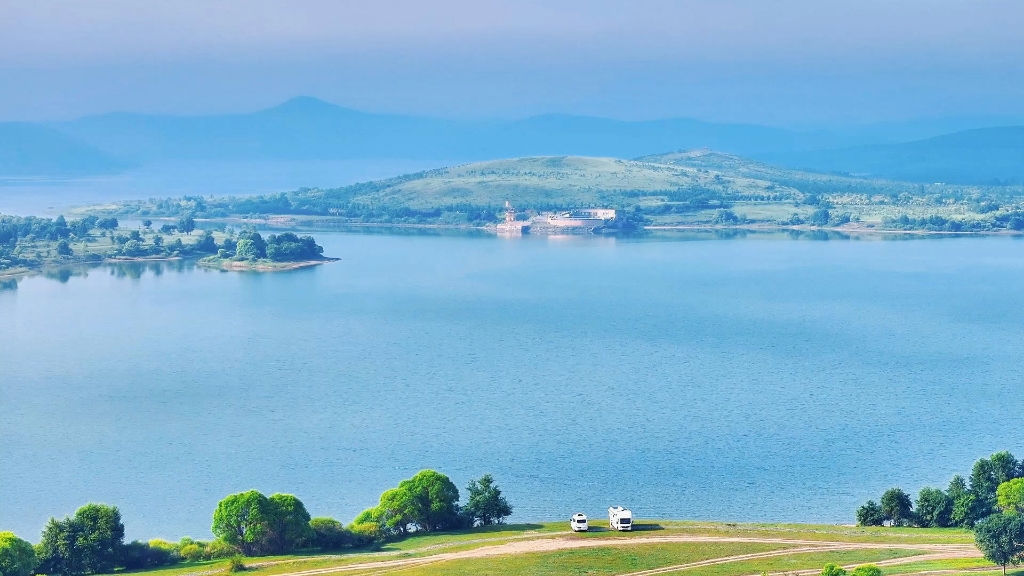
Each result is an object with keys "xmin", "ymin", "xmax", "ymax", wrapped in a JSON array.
[
  {"xmin": 850, "ymin": 566, "xmax": 882, "ymax": 576},
  {"xmin": 142, "ymin": 220, "xmax": 152, "ymax": 230},
  {"xmin": 972, "ymin": 452, "xmax": 1021, "ymax": 516},
  {"xmin": 37, "ymin": 517, "xmax": 86, "ymax": 576},
  {"xmin": 0, "ymin": 532, "xmax": 38, "ymax": 576},
  {"xmin": 975, "ymin": 513, "xmax": 1024, "ymax": 576},
  {"xmin": 809, "ymin": 208, "xmax": 831, "ymax": 226},
  {"xmin": 159, "ymin": 224, "xmax": 177, "ymax": 234},
  {"xmin": 177, "ymin": 215, "xmax": 196, "ymax": 235},
  {"xmin": 821, "ymin": 564, "xmax": 847, "ymax": 576},
  {"xmin": 36, "ymin": 504, "xmax": 124, "ymax": 576},
  {"xmin": 401, "ymin": 470, "xmax": 462, "ymax": 532},
  {"xmin": 997, "ymin": 478, "xmax": 1024, "ymax": 513},
  {"xmin": 464, "ymin": 474, "xmax": 513, "ymax": 526},
  {"xmin": 880, "ymin": 488, "xmax": 914, "ymax": 526},
  {"xmin": 212, "ymin": 491, "xmax": 272, "ymax": 556},
  {"xmin": 358, "ymin": 470, "xmax": 463, "ymax": 537},
  {"xmin": 264, "ymin": 494, "xmax": 312, "ymax": 554},
  {"xmin": 192, "ymin": 231, "xmax": 218, "ymax": 254},
  {"xmin": 856, "ymin": 500, "xmax": 885, "ymax": 527},
  {"xmin": 915, "ymin": 487, "xmax": 952, "ymax": 527},
  {"xmin": 96, "ymin": 218, "xmax": 118, "ymax": 231},
  {"xmin": 236, "ymin": 231, "xmax": 266, "ymax": 258},
  {"xmin": 235, "ymin": 239, "xmax": 260, "ymax": 261},
  {"xmin": 56, "ymin": 239, "xmax": 73, "ymax": 256},
  {"xmin": 72, "ymin": 503, "xmax": 125, "ymax": 574},
  {"xmin": 308, "ymin": 518, "xmax": 352, "ymax": 550}
]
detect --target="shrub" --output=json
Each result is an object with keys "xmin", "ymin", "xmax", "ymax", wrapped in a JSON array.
[
  {"xmin": 348, "ymin": 523, "xmax": 381, "ymax": 547},
  {"xmin": 228, "ymin": 556, "xmax": 246, "ymax": 572},
  {"xmin": 309, "ymin": 518, "xmax": 352, "ymax": 550},
  {"xmin": 821, "ymin": 564, "xmax": 847, "ymax": 576},
  {"xmin": 850, "ymin": 565, "xmax": 882, "ymax": 576},
  {"xmin": 206, "ymin": 539, "xmax": 239, "ymax": 559},
  {"xmin": 179, "ymin": 543, "xmax": 204, "ymax": 562}
]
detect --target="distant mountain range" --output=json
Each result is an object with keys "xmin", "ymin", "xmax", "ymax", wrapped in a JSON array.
[
  {"xmin": 1, "ymin": 96, "xmax": 1022, "ymax": 185},
  {"xmin": 0, "ymin": 123, "xmax": 132, "ymax": 177}
]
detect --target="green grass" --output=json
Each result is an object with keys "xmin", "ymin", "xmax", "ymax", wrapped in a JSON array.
[
  {"xmin": 117, "ymin": 522, "xmax": 985, "ymax": 576},
  {"xmin": 374, "ymin": 541, "xmax": 793, "ymax": 576}
]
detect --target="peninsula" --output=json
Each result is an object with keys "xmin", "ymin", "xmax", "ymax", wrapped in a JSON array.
[
  {"xmin": 0, "ymin": 215, "xmax": 334, "ymax": 278},
  {"xmin": 77, "ymin": 150, "xmax": 1024, "ymax": 235}
]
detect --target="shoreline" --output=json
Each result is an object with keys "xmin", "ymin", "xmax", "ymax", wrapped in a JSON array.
[{"xmin": 197, "ymin": 256, "xmax": 340, "ymax": 272}]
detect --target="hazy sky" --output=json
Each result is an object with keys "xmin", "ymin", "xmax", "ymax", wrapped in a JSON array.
[{"xmin": 2, "ymin": 0, "xmax": 1023, "ymax": 125}]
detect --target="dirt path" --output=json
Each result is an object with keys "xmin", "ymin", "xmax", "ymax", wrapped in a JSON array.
[{"xmin": 252, "ymin": 535, "xmax": 981, "ymax": 576}]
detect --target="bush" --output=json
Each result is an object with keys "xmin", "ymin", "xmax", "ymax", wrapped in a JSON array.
[
  {"xmin": 227, "ymin": 556, "xmax": 246, "ymax": 572},
  {"xmin": 821, "ymin": 564, "xmax": 847, "ymax": 576},
  {"xmin": 309, "ymin": 518, "xmax": 352, "ymax": 550},
  {"xmin": 119, "ymin": 540, "xmax": 178, "ymax": 570},
  {"xmin": 206, "ymin": 539, "xmax": 240, "ymax": 559},
  {"xmin": 348, "ymin": 523, "xmax": 381, "ymax": 547},
  {"xmin": 850, "ymin": 565, "xmax": 882, "ymax": 576},
  {"xmin": 179, "ymin": 543, "xmax": 204, "ymax": 562}
]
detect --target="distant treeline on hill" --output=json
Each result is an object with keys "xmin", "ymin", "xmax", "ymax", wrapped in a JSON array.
[{"xmin": 0, "ymin": 471, "xmax": 511, "ymax": 576}]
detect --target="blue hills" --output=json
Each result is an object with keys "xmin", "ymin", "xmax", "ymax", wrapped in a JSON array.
[{"xmin": 1, "ymin": 96, "xmax": 1022, "ymax": 185}]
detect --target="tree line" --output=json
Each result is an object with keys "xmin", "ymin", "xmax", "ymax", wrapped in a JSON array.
[
  {"xmin": 856, "ymin": 450, "xmax": 1024, "ymax": 574},
  {"xmin": 0, "ymin": 470, "xmax": 511, "ymax": 576},
  {"xmin": 0, "ymin": 213, "xmax": 326, "ymax": 271}
]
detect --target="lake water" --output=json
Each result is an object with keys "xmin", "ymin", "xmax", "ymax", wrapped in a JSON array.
[{"xmin": 3, "ymin": 232, "xmax": 1024, "ymax": 541}]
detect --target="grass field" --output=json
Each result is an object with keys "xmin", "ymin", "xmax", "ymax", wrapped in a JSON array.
[{"xmin": 118, "ymin": 521, "xmax": 994, "ymax": 576}]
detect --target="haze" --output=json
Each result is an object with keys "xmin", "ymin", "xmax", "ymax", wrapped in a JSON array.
[{"xmin": 3, "ymin": 0, "xmax": 1024, "ymax": 125}]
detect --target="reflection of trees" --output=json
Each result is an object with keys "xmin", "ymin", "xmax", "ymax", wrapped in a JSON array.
[
  {"xmin": 0, "ymin": 278, "xmax": 18, "ymax": 291},
  {"xmin": 43, "ymin": 267, "xmax": 89, "ymax": 283}
]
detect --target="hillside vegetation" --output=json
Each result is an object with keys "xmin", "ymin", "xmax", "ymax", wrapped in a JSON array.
[{"xmin": 88, "ymin": 151, "xmax": 1024, "ymax": 232}]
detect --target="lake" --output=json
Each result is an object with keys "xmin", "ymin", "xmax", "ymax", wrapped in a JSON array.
[{"xmin": 3, "ymin": 232, "xmax": 1024, "ymax": 541}]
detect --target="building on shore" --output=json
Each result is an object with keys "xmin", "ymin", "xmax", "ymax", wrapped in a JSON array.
[{"xmin": 546, "ymin": 209, "xmax": 617, "ymax": 228}]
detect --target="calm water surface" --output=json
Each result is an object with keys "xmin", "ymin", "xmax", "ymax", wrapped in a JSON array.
[{"xmin": 3, "ymin": 233, "xmax": 1024, "ymax": 540}]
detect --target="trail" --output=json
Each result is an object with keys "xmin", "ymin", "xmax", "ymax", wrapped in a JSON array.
[{"xmin": 248, "ymin": 535, "xmax": 981, "ymax": 576}]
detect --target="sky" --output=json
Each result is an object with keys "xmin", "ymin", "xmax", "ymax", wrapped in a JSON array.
[{"xmin": 2, "ymin": 0, "xmax": 1024, "ymax": 125}]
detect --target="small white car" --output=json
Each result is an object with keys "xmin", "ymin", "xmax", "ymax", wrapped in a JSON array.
[{"xmin": 570, "ymin": 512, "xmax": 589, "ymax": 532}]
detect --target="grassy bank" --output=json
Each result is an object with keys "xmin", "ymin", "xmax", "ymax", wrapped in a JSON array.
[{"xmin": 115, "ymin": 521, "xmax": 988, "ymax": 576}]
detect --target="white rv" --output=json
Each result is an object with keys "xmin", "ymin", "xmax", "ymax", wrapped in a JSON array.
[
  {"xmin": 570, "ymin": 512, "xmax": 588, "ymax": 532},
  {"xmin": 608, "ymin": 506, "xmax": 633, "ymax": 531}
]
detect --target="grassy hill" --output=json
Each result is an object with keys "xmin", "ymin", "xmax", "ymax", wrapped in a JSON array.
[{"xmin": 87, "ymin": 151, "xmax": 1024, "ymax": 233}]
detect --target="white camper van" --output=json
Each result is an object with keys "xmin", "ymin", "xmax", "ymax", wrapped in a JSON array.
[
  {"xmin": 570, "ymin": 512, "xmax": 588, "ymax": 532},
  {"xmin": 608, "ymin": 506, "xmax": 633, "ymax": 531}
]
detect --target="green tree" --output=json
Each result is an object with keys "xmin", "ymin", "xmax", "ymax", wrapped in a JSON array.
[
  {"xmin": 401, "ymin": 470, "xmax": 462, "ymax": 532},
  {"xmin": 265, "ymin": 494, "xmax": 312, "ymax": 554},
  {"xmin": 915, "ymin": 487, "xmax": 952, "ymax": 527},
  {"xmin": 821, "ymin": 564, "xmax": 847, "ymax": 576},
  {"xmin": 0, "ymin": 532, "xmax": 38, "ymax": 576},
  {"xmin": 212, "ymin": 491, "xmax": 272, "ymax": 556},
  {"xmin": 856, "ymin": 500, "xmax": 885, "ymax": 527},
  {"xmin": 36, "ymin": 517, "xmax": 85, "ymax": 576},
  {"xmin": 192, "ymin": 231, "xmax": 217, "ymax": 254},
  {"xmin": 234, "ymin": 239, "xmax": 260, "ymax": 261},
  {"xmin": 308, "ymin": 518, "xmax": 351, "ymax": 550},
  {"xmin": 73, "ymin": 503, "xmax": 125, "ymax": 574},
  {"xmin": 997, "ymin": 478, "xmax": 1024, "ymax": 513},
  {"xmin": 96, "ymin": 218, "xmax": 118, "ymax": 231},
  {"xmin": 971, "ymin": 452, "xmax": 1021, "ymax": 517},
  {"xmin": 464, "ymin": 474, "xmax": 513, "ymax": 526},
  {"xmin": 142, "ymin": 220, "xmax": 152, "ymax": 230},
  {"xmin": 850, "ymin": 566, "xmax": 882, "ymax": 576},
  {"xmin": 177, "ymin": 215, "xmax": 196, "ymax": 235},
  {"xmin": 880, "ymin": 488, "xmax": 913, "ymax": 526},
  {"xmin": 975, "ymin": 513, "xmax": 1024, "ymax": 576}
]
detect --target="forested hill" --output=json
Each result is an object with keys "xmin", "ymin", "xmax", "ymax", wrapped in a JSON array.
[{"xmin": 85, "ymin": 151, "xmax": 1024, "ymax": 232}]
